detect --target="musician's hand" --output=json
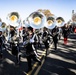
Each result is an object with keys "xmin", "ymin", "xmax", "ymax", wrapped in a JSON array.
[
  {"xmin": 36, "ymin": 41, "xmax": 38, "ymax": 43},
  {"xmin": 23, "ymin": 41, "xmax": 26, "ymax": 46},
  {"xmin": 30, "ymin": 39, "xmax": 34, "ymax": 43}
]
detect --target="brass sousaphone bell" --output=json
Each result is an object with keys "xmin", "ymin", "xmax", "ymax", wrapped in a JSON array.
[
  {"xmin": 56, "ymin": 17, "xmax": 65, "ymax": 27},
  {"xmin": 7, "ymin": 12, "xmax": 20, "ymax": 27},
  {"xmin": 28, "ymin": 11, "xmax": 46, "ymax": 29},
  {"xmin": 45, "ymin": 16, "xmax": 56, "ymax": 29}
]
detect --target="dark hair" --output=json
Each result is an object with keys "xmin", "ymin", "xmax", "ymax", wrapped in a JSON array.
[
  {"xmin": 0, "ymin": 31, "xmax": 2, "ymax": 35},
  {"xmin": 27, "ymin": 27, "xmax": 33, "ymax": 32},
  {"xmin": 0, "ymin": 31, "xmax": 2, "ymax": 32}
]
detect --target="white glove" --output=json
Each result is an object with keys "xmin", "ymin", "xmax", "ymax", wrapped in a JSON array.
[
  {"xmin": 30, "ymin": 39, "xmax": 34, "ymax": 43},
  {"xmin": 23, "ymin": 41, "xmax": 26, "ymax": 45},
  {"xmin": 40, "ymin": 41, "xmax": 42, "ymax": 43}
]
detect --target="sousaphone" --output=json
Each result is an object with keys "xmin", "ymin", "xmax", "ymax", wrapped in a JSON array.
[
  {"xmin": 7, "ymin": 12, "xmax": 21, "ymax": 27},
  {"xmin": 45, "ymin": 16, "xmax": 56, "ymax": 29},
  {"xmin": 28, "ymin": 11, "xmax": 46, "ymax": 29},
  {"xmin": 56, "ymin": 17, "xmax": 65, "ymax": 27},
  {"xmin": 6, "ymin": 12, "xmax": 21, "ymax": 41}
]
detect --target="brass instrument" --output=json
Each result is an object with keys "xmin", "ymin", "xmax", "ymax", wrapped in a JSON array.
[
  {"xmin": 23, "ymin": 18, "xmax": 30, "ymax": 27},
  {"xmin": 45, "ymin": 16, "xmax": 56, "ymax": 29},
  {"xmin": 28, "ymin": 11, "xmax": 46, "ymax": 29},
  {"xmin": 56, "ymin": 17, "xmax": 65, "ymax": 27},
  {"xmin": 7, "ymin": 12, "xmax": 20, "ymax": 27},
  {"xmin": 6, "ymin": 12, "xmax": 21, "ymax": 42},
  {"xmin": 0, "ymin": 22, "xmax": 7, "ymax": 33}
]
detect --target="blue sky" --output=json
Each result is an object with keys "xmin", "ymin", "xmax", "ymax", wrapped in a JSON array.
[{"xmin": 0, "ymin": 0, "xmax": 76, "ymax": 23}]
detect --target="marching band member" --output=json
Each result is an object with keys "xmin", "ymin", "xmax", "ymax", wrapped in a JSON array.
[
  {"xmin": 37, "ymin": 28, "xmax": 43, "ymax": 49},
  {"xmin": 1, "ymin": 22, "xmax": 7, "ymax": 43},
  {"xmin": 23, "ymin": 27, "xmax": 41, "ymax": 72},
  {"xmin": 51, "ymin": 26, "xmax": 59, "ymax": 50},
  {"xmin": 0, "ymin": 28, "xmax": 6, "ymax": 59},
  {"xmin": 62, "ymin": 24, "xmax": 70, "ymax": 44},
  {"xmin": 73, "ymin": 25, "xmax": 76, "ymax": 33},
  {"xmin": 0, "ymin": 29, "xmax": 3, "ymax": 59},
  {"xmin": 23, "ymin": 27, "xmax": 26, "ymax": 41},
  {"xmin": 10, "ymin": 26, "xmax": 16, "ymax": 37},
  {"xmin": 9, "ymin": 26, "xmax": 21, "ymax": 65},
  {"xmin": 58, "ymin": 27, "xmax": 62, "ymax": 40},
  {"xmin": 42, "ymin": 27, "xmax": 50, "ymax": 56},
  {"xmin": 8, "ymin": 25, "xmax": 16, "ymax": 48}
]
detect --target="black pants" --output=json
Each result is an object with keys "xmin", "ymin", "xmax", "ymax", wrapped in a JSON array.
[
  {"xmin": 27, "ymin": 54, "xmax": 40, "ymax": 70},
  {"xmin": 0, "ymin": 46, "xmax": 3, "ymax": 58},
  {"xmin": 16, "ymin": 54, "xmax": 21, "ymax": 64},
  {"xmin": 53, "ymin": 42, "xmax": 57, "ymax": 50},
  {"xmin": 44, "ymin": 41, "xmax": 49, "ymax": 56},
  {"xmin": 44, "ymin": 41, "xmax": 49, "ymax": 49}
]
